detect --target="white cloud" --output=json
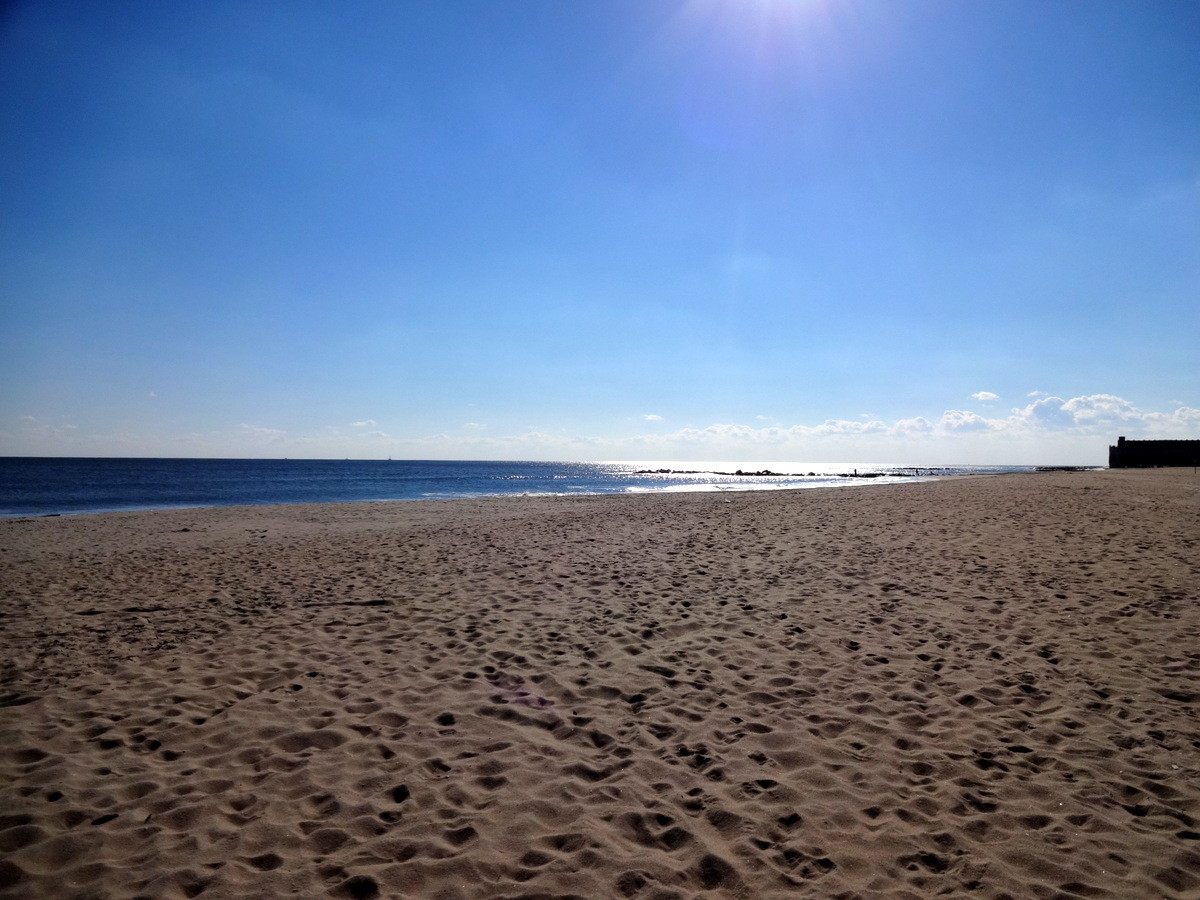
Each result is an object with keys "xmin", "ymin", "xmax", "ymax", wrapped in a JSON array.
[
  {"xmin": 667, "ymin": 424, "xmax": 757, "ymax": 442},
  {"xmin": 1012, "ymin": 395, "xmax": 1074, "ymax": 428},
  {"xmin": 1004, "ymin": 394, "xmax": 1200, "ymax": 437},
  {"xmin": 351, "ymin": 419, "xmax": 377, "ymax": 427},
  {"xmin": 1135, "ymin": 405, "xmax": 1200, "ymax": 433},
  {"xmin": 464, "ymin": 422, "xmax": 486, "ymax": 429},
  {"xmin": 938, "ymin": 410, "xmax": 992, "ymax": 432},
  {"xmin": 971, "ymin": 391, "xmax": 999, "ymax": 401},
  {"xmin": 239, "ymin": 424, "xmax": 286, "ymax": 440},
  {"xmin": 1027, "ymin": 390, "xmax": 1049, "ymax": 398},
  {"xmin": 1061, "ymin": 394, "xmax": 1142, "ymax": 423},
  {"xmin": 893, "ymin": 416, "xmax": 933, "ymax": 434},
  {"xmin": 658, "ymin": 418, "xmax": 891, "ymax": 446},
  {"xmin": 643, "ymin": 414, "xmax": 663, "ymax": 421},
  {"xmin": 810, "ymin": 418, "xmax": 889, "ymax": 435}
]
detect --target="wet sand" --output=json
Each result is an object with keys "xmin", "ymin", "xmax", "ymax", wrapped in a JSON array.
[{"xmin": 1, "ymin": 468, "xmax": 1198, "ymax": 899}]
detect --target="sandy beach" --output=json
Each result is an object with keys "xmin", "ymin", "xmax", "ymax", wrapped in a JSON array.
[{"xmin": 1, "ymin": 468, "xmax": 1198, "ymax": 899}]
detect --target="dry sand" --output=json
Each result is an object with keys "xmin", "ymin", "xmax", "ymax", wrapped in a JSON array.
[{"xmin": 1, "ymin": 468, "xmax": 1198, "ymax": 899}]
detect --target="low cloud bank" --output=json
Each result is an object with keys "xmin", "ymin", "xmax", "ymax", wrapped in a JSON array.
[
  {"xmin": 653, "ymin": 395, "xmax": 1198, "ymax": 446},
  {"xmin": 4, "ymin": 394, "xmax": 1196, "ymax": 464},
  {"xmin": 313, "ymin": 394, "xmax": 1198, "ymax": 463}
]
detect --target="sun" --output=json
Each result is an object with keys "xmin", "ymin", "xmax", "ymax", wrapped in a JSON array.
[{"xmin": 676, "ymin": 0, "xmax": 831, "ymax": 61}]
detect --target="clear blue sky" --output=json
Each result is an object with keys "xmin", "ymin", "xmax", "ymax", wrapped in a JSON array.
[{"xmin": 2, "ymin": 0, "xmax": 1197, "ymax": 464}]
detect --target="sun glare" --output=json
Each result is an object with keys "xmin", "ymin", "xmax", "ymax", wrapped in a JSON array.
[{"xmin": 676, "ymin": 0, "xmax": 832, "ymax": 66}]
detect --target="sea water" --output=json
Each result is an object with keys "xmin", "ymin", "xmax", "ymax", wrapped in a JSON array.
[{"xmin": 0, "ymin": 457, "xmax": 1044, "ymax": 518}]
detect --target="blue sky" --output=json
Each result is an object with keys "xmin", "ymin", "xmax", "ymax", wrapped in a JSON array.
[{"xmin": 2, "ymin": 0, "xmax": 1197, "ymax": 464}]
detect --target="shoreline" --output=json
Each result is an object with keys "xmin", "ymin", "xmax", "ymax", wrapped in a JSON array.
[
  {"xmin": 4, "ymin": 473, "xmax": 957, "ymax": 522},
  {"xmin": 2, "ymin": 469, "xmax": 1197, "ymax": 898},
  {"xmin": 0, "ymin": 464, "xmax": 1091, "ymax": 522},
  {"xmin": 0, "ymin": 457, "xmax": 1068, "ymax": 520}
]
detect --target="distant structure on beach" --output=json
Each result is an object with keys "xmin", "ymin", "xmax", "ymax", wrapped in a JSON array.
[{"xmin": 1108, "ymin": 436, "xmax": 1200, "ymax": 468}]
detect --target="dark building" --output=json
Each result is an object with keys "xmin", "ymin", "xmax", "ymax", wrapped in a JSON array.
[{"xmin": 1109, "ymin": 436, "xmax": 1200, "ymax": 468}]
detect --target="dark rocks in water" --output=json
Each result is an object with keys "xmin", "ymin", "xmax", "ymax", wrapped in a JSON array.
[
  {"xmin": 634, "ymin": 468, "xmax": 792, "ymax": 478},
  {"xmin": 634, "ymin": 467, "xmax": 935, "ymax": 479}
]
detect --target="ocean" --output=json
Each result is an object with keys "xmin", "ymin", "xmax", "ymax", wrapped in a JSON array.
[{"xmin": 0, "ymin": 457, "xmax": 1046, "ymax": 518}]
